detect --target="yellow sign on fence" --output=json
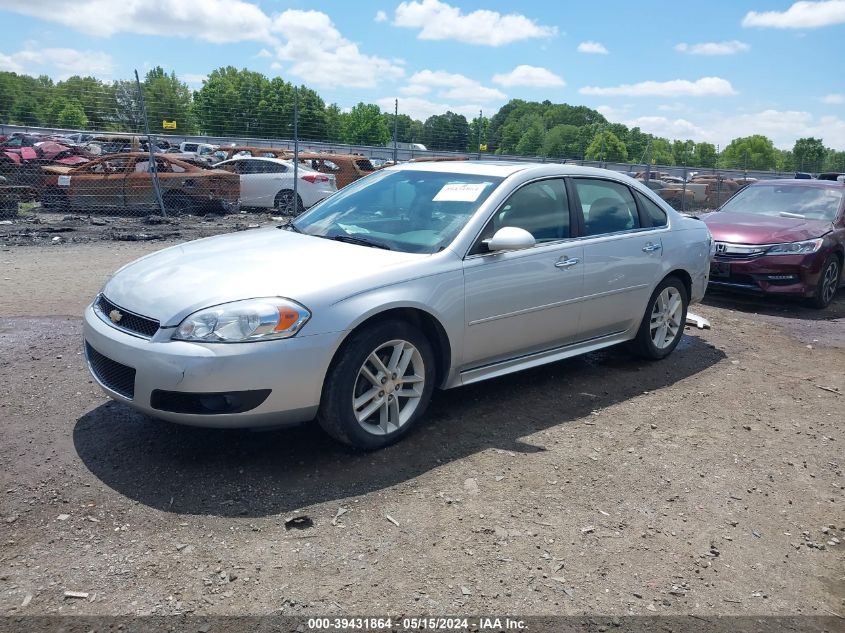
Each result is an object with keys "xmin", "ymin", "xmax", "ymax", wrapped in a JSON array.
[
  {"xmin": 479, "ymin": 143, "xmax": 488, "ymax": 151},
  {"xmin": 162, "ymin": 120, "xmax": 177, "ymax": 130}
]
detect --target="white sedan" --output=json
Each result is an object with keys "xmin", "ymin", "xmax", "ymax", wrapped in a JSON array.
[{"xmin": 216, "ymin": 156, "xmax": 337, "ymax": 214}]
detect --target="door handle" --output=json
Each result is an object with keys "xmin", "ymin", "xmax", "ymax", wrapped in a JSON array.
[
  {"xmin": 555, "ymin": 257, "xmax": 580, "ymax": 269},
  {"xmin": 642, "ymin": 242, "xmax": 662, "ymax": 253}
]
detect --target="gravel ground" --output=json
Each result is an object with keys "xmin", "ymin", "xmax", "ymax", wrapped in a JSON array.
[{"xmin": 0, "ymin": 239, "xmax": 843, "ymax": 621}]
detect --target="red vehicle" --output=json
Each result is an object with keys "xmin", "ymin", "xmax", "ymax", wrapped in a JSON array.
[{"xmin": 703, "ymin": 179, "xmax": 845, "ymax": 308}]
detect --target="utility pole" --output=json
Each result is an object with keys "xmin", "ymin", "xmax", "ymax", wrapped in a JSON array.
[
  {"xmin": 134, "ymin": 69, "xmax": 166, "ymax": 217},
  {"xmin": 477, "ymin": 109, "xmax": 483, "ymax": 160},
  {"xmin": 393, "ymin": 99, "xmax": 398, "ymax": 164}
]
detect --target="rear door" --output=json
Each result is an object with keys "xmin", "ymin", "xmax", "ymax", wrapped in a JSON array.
[
  {"xmin": 69, "ymin": 156, "xmax": 130, "ymax": 211},
  {"xmin": 570, "ymin": 178, "xmax": 667, "ymax": 340}
]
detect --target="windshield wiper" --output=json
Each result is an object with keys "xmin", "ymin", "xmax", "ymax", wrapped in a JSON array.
[
  {"xmin": 779, "ymin": 211, "xmax": 806, "ymax": 219},
  {"xmin": 277, "ymin": 219, "xmax": 302, "ymax": 233},
  {"xmin": 332, "ymin": 234, "xmax": 392, "ymax": 250}
]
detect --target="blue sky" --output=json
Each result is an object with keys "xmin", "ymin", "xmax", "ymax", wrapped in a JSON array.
[{"xmin": 1, "ymin": 0, "xmax": 843, "ymax": 149}]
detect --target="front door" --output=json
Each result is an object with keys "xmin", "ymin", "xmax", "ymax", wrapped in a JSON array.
[{"xmin": 462, "ymin": 178, "xmax": 585, "ymax": 369}]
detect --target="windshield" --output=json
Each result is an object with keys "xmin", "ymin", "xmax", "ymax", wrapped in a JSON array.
[
  {"xmin": 719, "ymin": 184, "xmax": 843, "ymax": 221},
  {"xmin": 292, "ymin": 169, "xmax": 503, "ymax": 254}
]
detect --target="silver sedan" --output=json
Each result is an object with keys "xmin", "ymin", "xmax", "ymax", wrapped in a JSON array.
[{"xmin": 84, "ymin": 162, "xmax": 713, "ymax": 449}]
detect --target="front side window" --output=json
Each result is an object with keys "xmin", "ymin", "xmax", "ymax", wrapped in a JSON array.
[
  {"xmin": 293, "ymin": 170, "xmax": 502, "ymax": 254},
  {"xmin": 475, "ymin": 179, "xmax": 570, "ymax": 250},
  {"xmin": 574, "ymin": 179, "xmax": 640, "ymax": 236}
]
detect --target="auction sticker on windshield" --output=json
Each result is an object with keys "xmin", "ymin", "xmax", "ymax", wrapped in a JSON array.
[{"xmin": 432, "ymin": 182, "xmax": 490, "ymax": 202}]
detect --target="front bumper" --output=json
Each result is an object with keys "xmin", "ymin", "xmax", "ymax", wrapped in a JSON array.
[
  {"xmin": 708, "ymin": 252, "xmax": 824, "ymax": 297},
  {"xmin": 83, "ymin": 304, "xmax": 341, "ymax": 428}
]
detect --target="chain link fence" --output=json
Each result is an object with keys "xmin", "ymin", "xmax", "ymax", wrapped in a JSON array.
[{"xmin": 0, "ymin": 68, "xmax": 806, "ymax": 232}]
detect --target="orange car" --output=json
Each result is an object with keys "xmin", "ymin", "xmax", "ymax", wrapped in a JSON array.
[
  {"xmin": 42, "ymin": 153, "xmax": 240, "ymax": 215},
  {"xmin": 295, "ymin": 153, "xmax": 377, "ymax": 189}
]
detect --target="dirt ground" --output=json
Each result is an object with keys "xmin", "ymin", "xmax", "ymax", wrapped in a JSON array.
[{"xmin": 0, "ymin": 237, "xmax": 843, "ymax": 622}]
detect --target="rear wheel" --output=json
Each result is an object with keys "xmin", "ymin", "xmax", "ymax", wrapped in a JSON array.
[
  {"xmin": 317, "ymin": 320, "xmax": 435, "ymax": 450},
  {"xmin": 275, "ymin": 190, "xmax": 304, "ymax": 216},
  {"xmin": 808, "ymin": 255, "xmax": 840, "ymax": 309},
  {"xmin": 630, "ymin": 276, "xmax": 688, "ymax": 360}
]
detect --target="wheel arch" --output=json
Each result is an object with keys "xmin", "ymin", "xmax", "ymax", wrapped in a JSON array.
[
  {"xmin": 327, "ymin": 306, "xmax": 453, "ymax": 389},
  {"xmin": 664, "ymin": 268, "xmax": 692, "ymax": 299}
]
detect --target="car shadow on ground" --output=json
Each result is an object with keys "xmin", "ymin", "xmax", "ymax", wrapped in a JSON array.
[
  {"xmin": 702, "ymin": 287, "xmax": 845, "ymax": 321},
  {"xmin": 73, "ymin": 333, "xmax": 725, "ymax": 518}
]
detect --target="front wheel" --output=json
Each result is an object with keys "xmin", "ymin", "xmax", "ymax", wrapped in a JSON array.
[
  {"xmin": 630, "ymin": 276, "xmax": 689, "ymax": 360},
  {"xmin": 808, "ymin": 255, "xmax": 840, "ymax": 309},
  {"xmin": 317, "ymin": 321, "xmax": 435, "ymax": 450}
]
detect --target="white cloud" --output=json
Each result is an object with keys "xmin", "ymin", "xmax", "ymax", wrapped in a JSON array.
[
  {"xmin": 271, "ymin": 10, "xmax": 404, "ymax": 88},
  {"xmin": 0, "ymin": 46, "xmax": 114, "ymax": 79},
  {"xmin": 399, "ymin": 84, "xmax": 431, "ymax": 96},
  {"xmin": 393, "ymin": 0, "xmax": 557, "ymax": 46},
  {"xmin": 580, "ymin": 77, "xmax": 736, "ymax": 97},
  {"xmin": 492, "ymin": 65, "xmax": 565, "ymax": 88},
  {"xmin": 743, "ymin": 0, "xmax": 845, "ymax": 28},
  {"xmin": 674, "ymin": 40, "xmax": 750, "ymax": 55},
  {"xmin": 577, "ymin": 41, "xmax": 608, "ymax": 54},
  {"xmin": 404, "ymin": 69, "xmax": 505, "ymax": 101},
  {"xmin": 822, "ymin": 93, "xmax": 845, "ymax": 104},
  {"xmin": 378, "ymin": 96, "xmax": 482, "ymax": 120},
  {"xmin": 181, "ymin": 73, "xmax": 207, "ymax": 86},
  {"xmin": 603, "ymin": 109, "xmax": 845, "ymax": 151},
  {"xmin": 375, "ymin": 10, "xmax": 388, "ymax": 22},
  {"xmin": 1, "ymin": 0, "xmax": 274, "ymax": 42},
  {"xmin": 255, "ymin": 48, "xmax": 273, "ymax": 58}
]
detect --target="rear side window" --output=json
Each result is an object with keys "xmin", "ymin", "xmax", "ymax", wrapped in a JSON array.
[
  {"xmin": 573, "ymin": 179, "xmax": 640, "ymax": 236},
  {"xmin": 636, "ymin": 191, "xmax": 668, "ymax": 227}
]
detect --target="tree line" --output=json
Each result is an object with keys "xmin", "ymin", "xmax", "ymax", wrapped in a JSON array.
[{"xmin": 1, "ymin": 67, "xmax": 843, "ymax": 172}]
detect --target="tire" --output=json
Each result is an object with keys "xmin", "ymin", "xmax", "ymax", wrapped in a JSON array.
[
  {"xmin": 317, "ymin": 320, "xmax": 436, "ymax": 450},
  {"xmin": 629, "ymin": 276, "xmax": 689, "ymax": 360},
  {"xmin": 807, "ymin": 254, "xmax": 840, "ymax": 309},
  {"xmin": 275, "ymin": 190, "xmax": 305, "ymax": 216}
]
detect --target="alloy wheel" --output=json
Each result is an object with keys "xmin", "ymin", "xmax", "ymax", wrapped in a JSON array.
[
  {"xmin": 650, "ymin": 287, "xmax": 683, "ymax": 349},
  {"xmin": 352, "ymin": 339, "xmax": 425, "ymax": 436},
  {"xmin": 821, "ymin": 260, "xmax": 839, "ymax": 306}
]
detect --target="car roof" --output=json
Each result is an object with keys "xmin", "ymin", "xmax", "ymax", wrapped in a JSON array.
[
  {"xmin": 387, "ymin": 160, "xmax": 639, "ymax": 179},
  {"xmin": 753, "ymin": 178, "xmax": 845, "ymax": 189}
]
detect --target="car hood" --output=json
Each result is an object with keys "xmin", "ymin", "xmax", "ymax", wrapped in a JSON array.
[
  {"xmin": 701, "ymin": 211, "xmax": 832, "ymax": 245},
  {"xmin": 102, "ymin": 228, "xmax": 427, "ymax": 326}
]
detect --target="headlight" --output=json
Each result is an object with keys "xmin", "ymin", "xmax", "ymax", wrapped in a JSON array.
[
  {"xmin": 765, "ymin": 238, "xmax": 823, "ymax": 256},
  {"xmin": 172, "ymin": 298, "xmax": 310, "ymax": 343}
]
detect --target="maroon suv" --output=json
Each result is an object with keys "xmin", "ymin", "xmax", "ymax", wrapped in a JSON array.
[{"xmin": 703, "ymin": 179, "xmax": 844, "ymax": 308}]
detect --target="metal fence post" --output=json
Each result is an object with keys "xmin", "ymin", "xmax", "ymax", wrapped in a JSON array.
[
  {"xmin": 293, "ymin": 86, "xmax": 299, "ymax": 215},
  {"xmin": 393, "ymin": 99, "xmax": 398, "ymax": 164},
  {"xmin": 134, "ymin": 69, "xmax": 166, "ymax": 217}
]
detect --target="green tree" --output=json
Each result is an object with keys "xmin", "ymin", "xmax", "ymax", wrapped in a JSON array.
[
  {"xmin": 56, "ymin": 100, "xmax": 89, "ymax": 129},
  {"xmin": 194, "ymin": 67, "xmax": 269, "ymax": 136},
  {"xmin": 422, "ymin": 111, "xmax": 469, "ymax": 151},
  {"xmin": 0, "ymin": 72, "xmax": 19, "ymax": 122},
  {"xmin": 9, "ymin": 95, "xmax": 41, "ymax": 125},
  {"xmin": 324, "ymin": 103, "xmax": 344, "ymax": 142},
  {"xmin": 466, "ymin": 114, "xmax": 490, "ymax": 152},
  {"xmin": 720, "ymin": 135, "xmax": 776, "ymax": 170},
  {"xmin": 693, "ymin": 142, "xmax": 717, "ymax": 168},
  {"xmin": 343, "ymin": 102, "xmax": 390, "ymax": 145},
  {"xmin": 585, "ymin": 130, "xmax": 627, "ymax": 162},
  {"xmin": 822, "ymin": 148, "xmax": 845, "ymax": 173},
  {"xmin": 792, "ymin": 137, "xmax": 826, "ymax": 172},
  {"xmin": 143, "ymin": 66, "xmax": 195, "ymax": 135},
  {"xmin": 54, "ymin": 76, "xmax": 111, "ymax": 129},
  {"xmin": 541, "ymin": 124, "xmax": 580, "ymax": 158},
  {"xmin": 672, "ymin": 139, "xmax": 696, "ymax": 166},
  {"xmin": 515, "ymin": 120, "xmax": 544, "ymax": 156}
]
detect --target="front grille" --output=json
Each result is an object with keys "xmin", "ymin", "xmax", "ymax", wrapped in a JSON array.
[
  {"xmin": 96, "ymin": 295, "xmax": 160, "ymax": 338},
  {"xmin": 85, "ymin": 342, "xmax": 136, "ymax": 399}
]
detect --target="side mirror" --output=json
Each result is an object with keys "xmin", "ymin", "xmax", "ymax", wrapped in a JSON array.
[{"xmin": 486, "ymin": 226, "xmax": 536, "ymax": 252}]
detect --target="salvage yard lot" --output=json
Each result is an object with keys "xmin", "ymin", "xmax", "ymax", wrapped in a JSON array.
[{"xmin": 0, "ymin": 240, "xmax": 843, "ymax": 617}]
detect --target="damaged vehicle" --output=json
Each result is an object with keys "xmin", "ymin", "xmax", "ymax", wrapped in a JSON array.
[
  {"xmin": 82, "ymin": 162, "xmax": 711, "ymax": 449},
  {"xmin": 41, "ymin": 153, "xmax": 239, "ymax": 215},
  {"xmin": 704, "ymin": 179, "xmax": 845, "ymax": 308}
]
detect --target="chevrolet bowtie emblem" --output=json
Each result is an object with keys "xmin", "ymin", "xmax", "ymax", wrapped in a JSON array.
[{"xmin": 109, "ymin": 309, "xmax": 123, "ymax": 323}]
